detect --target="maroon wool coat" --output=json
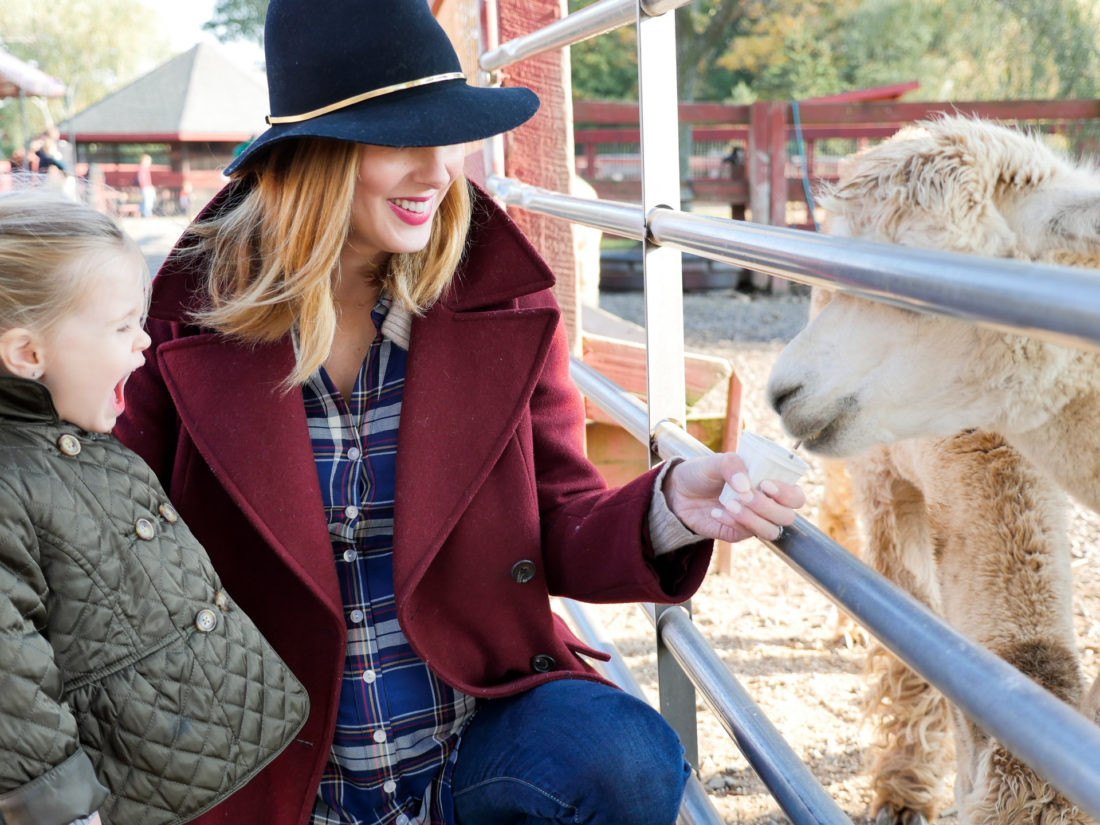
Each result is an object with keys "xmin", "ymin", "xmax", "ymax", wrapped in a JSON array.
[{"xmin": 114, "ymin": 183, "xmax": 713, "ymax": 825}]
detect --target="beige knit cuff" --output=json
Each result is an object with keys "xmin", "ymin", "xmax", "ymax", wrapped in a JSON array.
[{"xmin": 650, "ymin": 459, "xmax": 704, "ymax": 555}]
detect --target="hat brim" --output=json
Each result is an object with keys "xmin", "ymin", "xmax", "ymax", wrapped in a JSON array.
[{"xmin": 225, "ymin": 79, "xmax": 539, "ymax": 176}]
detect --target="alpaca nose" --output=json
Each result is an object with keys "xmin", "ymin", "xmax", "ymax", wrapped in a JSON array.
[{"xmin": 767, "ymin": 381, "xmax": 802, "ymax": 416}]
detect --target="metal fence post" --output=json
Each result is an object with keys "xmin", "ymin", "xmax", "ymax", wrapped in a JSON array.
[{"xmin": 636, "ymin": 0, "xmax": 698, "ymax": 770}]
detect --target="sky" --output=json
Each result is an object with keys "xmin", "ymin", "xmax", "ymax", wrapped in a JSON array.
[{"xmin": 140, "ymin": 0, "xmax": 264, "ymax": 68}]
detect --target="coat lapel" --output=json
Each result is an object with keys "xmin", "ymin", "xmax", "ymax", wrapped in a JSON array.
[
  {"xmin": 394, "ymin": 301, "xmax": 559, "ymax": 595},
  {"xmin": 392, "ymin": 184, "xmax": 562, "ymax": 596},
  {"xmin": 155, "ymin": 334, "xmax": 342, "ymax": 615}
]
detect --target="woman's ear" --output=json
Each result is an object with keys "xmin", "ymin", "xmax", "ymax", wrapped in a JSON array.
[{"xmin": 0, "ymin": 328, "xmax": 45, "ymax": 378}]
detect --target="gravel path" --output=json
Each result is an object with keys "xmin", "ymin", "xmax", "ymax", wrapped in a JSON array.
[{"xmin": 584, "ymin": 288, "xmax": 1100, "ymax": 825}]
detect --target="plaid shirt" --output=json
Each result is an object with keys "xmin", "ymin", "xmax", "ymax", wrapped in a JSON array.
[{"xmin": 304, "ymin": 296, "xmax": 475, "ymax": 825}]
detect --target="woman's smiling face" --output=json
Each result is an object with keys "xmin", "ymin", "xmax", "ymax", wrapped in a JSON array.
[{"xmin": 346, "ymin": 143, "xmax": 465, "ymax": 267}]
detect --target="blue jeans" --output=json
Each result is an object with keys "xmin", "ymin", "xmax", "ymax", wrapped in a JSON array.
[{"xmin": 452, "ymin": 679, "xmax": 690, "ymax": 825}]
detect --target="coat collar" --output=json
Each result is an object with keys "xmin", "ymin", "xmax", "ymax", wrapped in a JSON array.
[{"xmin": 0, "ymin": 375, "xmax": 60, "ymax": 424}]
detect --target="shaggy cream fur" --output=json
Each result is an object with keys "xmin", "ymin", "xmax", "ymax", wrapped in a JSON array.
[{"xmin": 767, "ymin": 116, "xmax": 1100, "ymax": 825}]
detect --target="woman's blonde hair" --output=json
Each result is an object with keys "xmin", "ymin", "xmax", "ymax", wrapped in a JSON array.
[
  {"xmin": 188, "ymin": 138, "xmax": 472, "ymax": 385},
  {"xmin": 0, "ymin": 189, "xmax": 144, "ymax": 336}
]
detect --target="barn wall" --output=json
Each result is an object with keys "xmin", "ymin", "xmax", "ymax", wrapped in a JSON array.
[{"xmin": 437, "ymin": 0, "xmax": 581, "ymax": 352}]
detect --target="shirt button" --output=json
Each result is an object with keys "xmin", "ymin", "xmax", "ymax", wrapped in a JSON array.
[
  {"xmin": 382, "ymin": 780, "xmax": 397, "ymax": 794},
  {"xmin": 214, "ymin": 590, "xmax": 231, "ymax": 611},
  {"xmin": 373, "ymin": 729, "xmax": 387, "ymax": 744},
  {"xmin": 396, "ymin": 815, "xmax": 409, "ymax": 825},
  {"xmin": 158, "ymin": 502, "xmax": 179, "ymax": 523},
  {"xmin": 347, "ymin": 446, "xmax": 361, "ymax": 461},
  {"xmin": 531, "ymin": 654, "xmax": 556, "ymax": 673},
  {"xmin": 349, "ymin": 609, "xmax": 364, "ymax": 624},
  {"xmin": 342, "ymin": 548, "xmax": 357, "ymax": 563},
  {"xmin": 134, "ymin": 518, "xmax": 156, "ymax": 540},
  {"xmin": 344, "ymin": 505, "xmax": 360, "ymax": 520},
  {"xmin": 362, "ymin": 669, "xmax": 377, "ymax": 684}
]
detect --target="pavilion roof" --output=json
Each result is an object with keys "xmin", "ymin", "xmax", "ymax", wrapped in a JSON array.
[{"xmin": 64, "ymin": 42, "xmax": 267, "ymax": 142}]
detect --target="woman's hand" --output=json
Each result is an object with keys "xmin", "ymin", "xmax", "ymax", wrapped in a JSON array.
[{"xmin": 663, "ymin": 453, "xmax": 805, "ymax": 543}]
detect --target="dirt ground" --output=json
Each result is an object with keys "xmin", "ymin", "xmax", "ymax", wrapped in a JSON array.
[{"xmin": 572, "ymin": 297, "xmax": 1100, "ymax": 825}]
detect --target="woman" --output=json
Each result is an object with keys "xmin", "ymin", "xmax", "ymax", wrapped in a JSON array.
[{"xmin": 115, "ymin": 1, "xmax": 804, "ymax": 823}]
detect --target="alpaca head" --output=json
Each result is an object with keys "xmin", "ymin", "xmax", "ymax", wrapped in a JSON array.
[{"xmin": 767, "ymin": 116, "xmax": 1100, "ymax": 458}]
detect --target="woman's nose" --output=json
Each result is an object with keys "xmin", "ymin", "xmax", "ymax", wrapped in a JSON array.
[{"xmin": 413, "ymin": 144, "xmax": 463, "ymax": 186}]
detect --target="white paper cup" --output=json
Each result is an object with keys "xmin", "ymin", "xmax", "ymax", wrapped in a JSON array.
[{"xmin": 719, "ymin": 431, "xmax": 809, "ymax": 509}]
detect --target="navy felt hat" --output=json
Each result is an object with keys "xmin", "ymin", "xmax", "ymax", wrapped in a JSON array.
[{"xmin": 224, "ymin": 0, "xmax": 540, "ymax": 176}]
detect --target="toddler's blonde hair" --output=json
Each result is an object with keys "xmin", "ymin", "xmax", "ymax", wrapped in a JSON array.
[{"xmin": 0, "ymin": 189, "xmax": 146, "ymax": 335}]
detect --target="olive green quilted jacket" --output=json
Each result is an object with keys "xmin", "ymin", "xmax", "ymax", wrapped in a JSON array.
[{"xmin": 0, "ymin": 377, "xmax": 309, "ymax": 825}]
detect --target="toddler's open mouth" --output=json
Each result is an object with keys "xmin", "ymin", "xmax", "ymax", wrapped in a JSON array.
[{"xmin": 113, "ymin": 378, "xmax": 127, "ymax": 414}]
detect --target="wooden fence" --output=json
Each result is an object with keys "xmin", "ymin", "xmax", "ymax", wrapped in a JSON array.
[{"xmin": 575, "ymin": 97, "xmax": 1100, "ymax": 230}]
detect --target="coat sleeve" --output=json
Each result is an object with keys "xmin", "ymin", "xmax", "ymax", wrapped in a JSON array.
[
  {"xmin": 0, "ymin": 480, "xmax": 108, "ymax": 824},
  {"xmin": 529, "ymin": 304, "xmax": 713, "ymax": 604}
]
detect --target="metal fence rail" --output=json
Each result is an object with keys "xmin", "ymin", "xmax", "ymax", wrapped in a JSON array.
[
  {"xmin": 488, "ymin": 175, "xmax": 1100, "ymax": 352},
  {"xmin": 480, "ymin": 0, "xmax": 694, "ymax": 72}
]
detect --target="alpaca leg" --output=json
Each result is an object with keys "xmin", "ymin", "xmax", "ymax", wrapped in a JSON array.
[
  {"xmin": 957, "ymin": 739, "xmax": 1091, "ymax": 825},
  {"xmin": 849, "ymin": 448, "xmax": 954, "ymax": 825},
  {"xmin": 818, "ymin": 457, "xmax": 869, "ymax": 647},
  {"xmin": 902, "ymin": 432, "xmax": 1089, "ymax": 825}
]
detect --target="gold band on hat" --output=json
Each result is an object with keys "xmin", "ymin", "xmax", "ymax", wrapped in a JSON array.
[{"xmin": 265, "ymin": 72, "xmax": 466, "ymax": 124}]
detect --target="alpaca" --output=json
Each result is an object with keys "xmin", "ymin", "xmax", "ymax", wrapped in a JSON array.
[{"xmin": 766, "ymin": 116, "xmax": 1100, "ymax": 825}]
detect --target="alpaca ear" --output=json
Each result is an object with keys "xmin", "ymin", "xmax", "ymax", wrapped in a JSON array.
[
  {"xmin": 1045, "ymin": 195, "xmax": 1100, "ymax": 245},
  {"xmin": 0, "ymin": 328, "xmax": 45, "ymax": 378},
  {"xmin": 1004, "ymin": 191, "xmax": 1100, "ymax": 262}
]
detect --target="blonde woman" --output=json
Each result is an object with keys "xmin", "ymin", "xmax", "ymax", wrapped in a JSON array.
[{"xmin": 116, "ymin": 1, "xmax": 805, "ymax": 824}]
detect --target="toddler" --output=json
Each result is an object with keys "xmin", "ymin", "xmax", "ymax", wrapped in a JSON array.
[{"xmin": 0, "ymin": 190, "xmax": 308, "ymax": 825}]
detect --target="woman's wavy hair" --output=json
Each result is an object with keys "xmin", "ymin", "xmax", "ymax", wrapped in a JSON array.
[
  {"xmin": 0, "ymin": 189, "xmax": 146, "ymax": 337},
  {"xmin": 187, "ymin": 138, "xmax": 472, "ymax": 386}
]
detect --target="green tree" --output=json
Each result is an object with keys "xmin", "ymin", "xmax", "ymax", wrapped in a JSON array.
[
  {"xmin": 204, "ymin": 0, "xmax": 270, "ymax": 45},
  {"xmin": 0, "ymin": 0, "xmax": 168, "ymax": 156}
]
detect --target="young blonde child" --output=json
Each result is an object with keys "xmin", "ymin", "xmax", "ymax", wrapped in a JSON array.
[{"xmin": 0, "ymin": 190, "xmax": 308, "ymax": 825}]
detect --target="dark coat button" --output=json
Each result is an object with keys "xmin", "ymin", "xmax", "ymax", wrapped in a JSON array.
[
  {"xmin": 531, "ymin": 654, "xmax": 556, "ymax": 673},
  {"xmin": 510, "ymin": 560, "xmax": 537, "ymax": 583}
]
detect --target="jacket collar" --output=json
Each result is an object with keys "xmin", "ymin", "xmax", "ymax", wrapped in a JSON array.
[
  {"xmin": 148, "ymin": 178, "xmax": 555, "ymax": 324},
  {"xmin": 0, "ymin": 376, "xmax": 60, "ymax": 424}
]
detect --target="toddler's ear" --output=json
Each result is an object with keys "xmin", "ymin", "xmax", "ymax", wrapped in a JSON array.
[{"xmin": 0, "ymin": 328, "xmax": 44, "ymax": 378}]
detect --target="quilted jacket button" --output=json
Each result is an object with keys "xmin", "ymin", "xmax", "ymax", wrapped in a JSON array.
[
  {"xmin": 158, "ymin": 502, "xmax": 179, "ymax": 523},
  {"xmin": 530, "ymin": 654, "xmax": 556, "ymax": 673},
  {"xmin": 510, "ymin": 560, "xmax": 536, "ymax": 583},
  {"xmin": 134, "ymin": 518, "xmax": 156, "ymax": 540},
  {"xmin": 194, "ymin": 609, "xmax": 218, "ymax": 633},
  {"xmin": 57, "ymin": 434, "xmax": 81, "ymax": 456},
  {"xmin": 214, "ymin": 590, "xmax": 230, "ymax": 611}
]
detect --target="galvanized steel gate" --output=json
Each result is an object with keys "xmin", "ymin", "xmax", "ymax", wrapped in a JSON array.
[{"xmin": 475, "ymin": 1, "xmax": 1100, "ymax": 823}]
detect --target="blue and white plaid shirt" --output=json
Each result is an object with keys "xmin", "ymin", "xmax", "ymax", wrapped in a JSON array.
[{"xmin": 304, "ymin": 295, "xmax": 475, "ymax": 825}]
